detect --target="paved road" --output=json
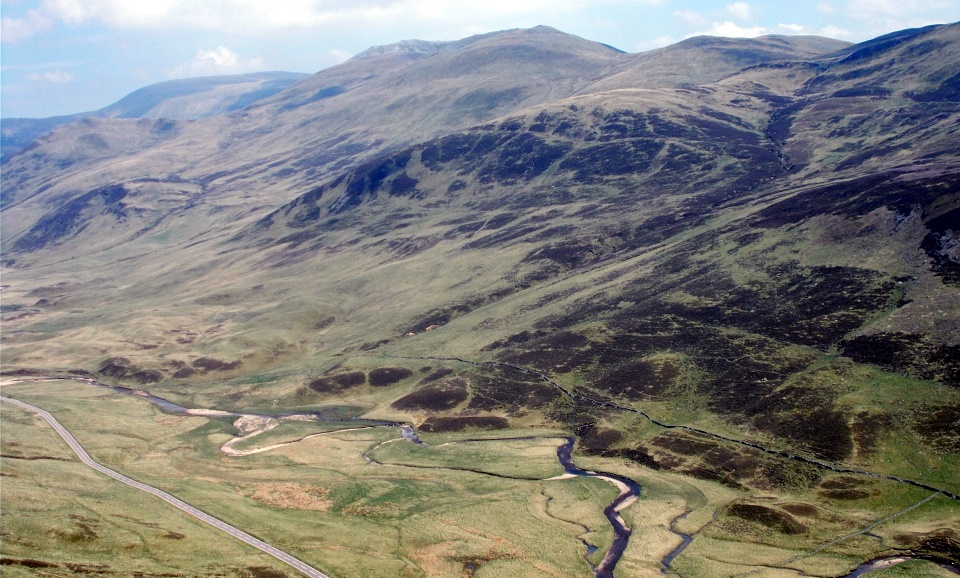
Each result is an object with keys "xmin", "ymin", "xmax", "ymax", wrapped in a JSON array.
[{"xmin": 0, "ymin": 395, "xmax": 333, "ymax": 578}]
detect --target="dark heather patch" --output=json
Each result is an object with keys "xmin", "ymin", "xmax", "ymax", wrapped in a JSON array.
[
  {"xmin": 580, "ymin": 427, "xmax": 624, "ymax": 451},
  {"xmin": 726, "ymin": 504, "xmax": 807, "ymax": 534},
  {"xmin": 308, "ymin": 370, "xmax": 366, "ymax": 393},
  {"xmin": 0, "ymin": 559, "xmax": 61, "ymax": 568},
  {"xmin": 12, "ymin": 184, "xmax": 129, "ymax": 252},
  {"xmin": 559, "ymin": 139, "xmax": 664, "ymax": 182},
  {"xmin": 601, "ymin": 359, "xmax": 681, "ymax": 400},
  {"xmin": 920, "ymin": 206, "xmax": 960, "ymax": 284},
  {"xmin": 913, "ymin": 530, "xmax": 960, "ymax": 565},
  {"xmin": 484, "ymin": 213, "xmax": 517, "ymax": 229},
  {"xmin": 391, "ymin": 378, "xmax": 468, "ymax": 411},
  {"xmin": 246, "ymin": 566, "xmax": 292, "ymax": 578},
  {"xmin": 421, "ymin": 132, "xmax": 508, "ymax": 171},
  {"xmin": 388, "ymin": 173, "xmax": 419, "ymax": 196},
  {"xmin": 418, "ymin": 416, "xmax": 509, "ymax": 432},
  {"xmin": 820, "ymin": 489, "xmax": 875, "ymax": 500},
  {"xmin": 588, "ymin": 444, "xmax": 663, "ymax": 470},
  {"xmin": 278, "ymin": 85, "xmax": 345, "ymax": 111},
  {"xmin": 819, "ymin": 476, "xmax": 865, "ymax": 489},
  {"xmin": 384, "ymin": 236, "xmax": 441, "ymax": 259},
  {"xmin": 500, "ymin": 330, "xmax": 593, "ymax": 375},
  {"xmin": 523, "ymin": 240, "xmax": 600, "ymax": 269},
  {"xmin": 443, "ymin": 220, "xmax": 485, "ymax": 239},
  {"xmin": 453, "ymin": 88, "xmax": 526, "ymax": 119},
  {"xmin": 98, "ymin": 356, "xmax": 132, "ymax": 378},
  {"xmin": 466, "ymin": 367, "xmax": 560, "ymax": 412},
  {"xmin": 911, "ymin": 404, "xmax": 960, "ymax": 452},
  {"xmin": 840, "ymin": 333, "xmax": 960, "ymax": 387},
  {"xmin": 851, "ymin": 411, "xmax": 894, "ymax": 456},
  {"xmin": 651, "ymin": 433, "xmax": 719, "ymax": 456},
  {"xmin": 909, "ymin": 69, "xmax": 960, "ymax": 102},
  {"xmin": 752, "ymin": 172, "xmax": 960, "ymax": 229},
  {"xmin": 173, "ymin": 367, "xmax": 196, "ymax": 379},
  {"xmin": 781, "ymin": 503, "xmax": 819, "ymax": 517},
  {"xmin": 417, "ymin": 368, "xmax": 454, "ymax": 385},
  {"xmin": 368, "ymin": 367, "xmax": 414, "ymax": 387},
  {"xmin": 328, "ymin": 150, "xmax": 413, "ymax": 213},
  {"xmin": 754, "ymin": 402, "xmax": 853, "ymax": 461},
  {"xmin": 447, "ymin": 179, "xmax": 468, "ymax": 194},
  {"xmin": 483, "ymin": 330, "xmax": 536, "ymax": 351},
  {"xmin": 130, "ymin": 369, "xmax": 164, "ymax": 384},
  {"xmin": 659, "ymin": 264, "xmax": 895, "ymax": 348},
  {"xmin": 192, "ymin": 357, "xmax": 241, "ymax": 371},
  {"xmin": 817, "ymin": 476, "xmax": 877, "ymax": 500}
]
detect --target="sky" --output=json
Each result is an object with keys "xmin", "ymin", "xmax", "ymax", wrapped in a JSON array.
[{"xmin": 2, "ymin": 0, "xmax": 958, "ymax": 118}]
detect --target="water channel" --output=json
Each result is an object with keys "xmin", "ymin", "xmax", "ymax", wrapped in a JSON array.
[
  {"xmin": 7, "ymin": 377, "xmax": 955, "ymax": 577},
  {"xmin": 16, "ymin": 378, "xmax": 640, "ymax": 575}
]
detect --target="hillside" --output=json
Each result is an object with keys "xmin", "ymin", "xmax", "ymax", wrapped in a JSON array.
[
  {"xmin": 2, "ymin": 23, "xmax": 959, "ymax": 578},
  {"xmin": 0, "ymin": 71, "xmax": 308, "ymax": 161}
]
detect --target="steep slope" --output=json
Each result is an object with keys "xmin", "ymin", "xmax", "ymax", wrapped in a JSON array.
[
  {"xmin": 0, "ymin": 27, "xmax": 630, "ymax": 259},
  {"xmin": 4, "ymin": 22, "xmax": 958, "ymax": 428},
  {"xmin": 0, "ymin": 72, "xmax": 308, "ymax": 161},
  {"xmin": 1, "ymin": 26, "xmax": 853, "ymax": 265}
]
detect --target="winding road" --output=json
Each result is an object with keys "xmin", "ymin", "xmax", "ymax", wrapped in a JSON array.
[{"xmin": 0, "ymin": 395, "xmax": 333, "ymax": 578}]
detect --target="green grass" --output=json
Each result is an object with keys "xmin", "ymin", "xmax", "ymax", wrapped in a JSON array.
[
  {"xmin": 864, "ymin": 559, "xmax": 960, "ymax": 577},
  {"xmin": 229, "ymin": 419, "xmax": 375, "ymax": 452},
  {"xmin": 0, "ymin": 381, "xmax": 610, "ymax": 577},
  {"xmin": 0, "ymin": 403, "xmax": 312, "ymax": 577},
  {"xmin": 368, "ymin": 436, "xmax": 566, "ymax": 479}
]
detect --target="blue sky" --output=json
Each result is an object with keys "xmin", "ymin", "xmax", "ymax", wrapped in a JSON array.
[{"xmin": 2, "ymin": 0, "xmax": 958, "ymax": 118}]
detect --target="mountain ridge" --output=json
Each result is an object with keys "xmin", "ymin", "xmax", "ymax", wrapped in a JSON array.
[{"xmin": 0, "ymin": 71, "xmax": 309, "ymax": 161}]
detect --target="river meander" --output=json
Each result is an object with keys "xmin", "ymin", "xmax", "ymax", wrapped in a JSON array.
[
  {"xmin": 7, "ymin": 376, "xmax": 955, "ymax": 577},
  {"xmin": 10, "ymin": 377, "xmax": 644, "ymax": 576}
]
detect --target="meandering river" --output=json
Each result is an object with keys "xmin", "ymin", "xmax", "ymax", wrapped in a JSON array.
[
  {"xmin": 6, "ymin": 376, "xmax": 954, "ymax": 577},
  {"xmin": 5, "ymin": 377, "xmax": 644, "ymax": 575}
]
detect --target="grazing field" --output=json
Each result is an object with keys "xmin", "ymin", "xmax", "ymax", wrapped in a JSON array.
[
  {"xmin": 4, "ymin": 377, "xmax": 957, "ymax": 577},
  {"xmin": 0, "ymin": 380, "xmax": 651, "ymax": 577},
  {"xmin": 0, "ymin": 401, "xmax": 304, "ymax": 578}
]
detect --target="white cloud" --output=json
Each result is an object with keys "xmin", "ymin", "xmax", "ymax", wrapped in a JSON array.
[
  {"xmin": 819, "ymin": 24, "xmax": 853, "ymax": 38},
  {"xmin": 5, "ymin": 0, "xmax": 673, "ymax": 38},
  {"xmin": 844, "ymin": 0, "xmax": 904, "ymax": 18},
  {"xmin": 1, "ymin": 9, "xmax": 53, "ymax": 42},
  {"xmin": 778, "ymin": 23, "xmax": 804, "ymax": 33},
  {"xmin": 636, "ymin": 34, "xmax": 676, "ymax": 50},
  {"xmin": 726, "ymin": 2, "xmax": 751, "ymax": 20},
  {"xmin": 166, "ymin": 46, "xmax": 266, "ymax": 77},
  {"xmin": 27, "ymin": 70, "xmax": 76, "ymax": 83},
  {"xmin": 840, "ymin": 0, "xmax": 954, "ymax": 35},
  {"xmin": 822, "ymin": 0, "xmax": 953, "ymax": 36},
  {"xmin": 328, "ymin": 48, "xmax": 352, "ymax": 62},
  {"xmin": 32, "ymin": 0, "xmax": 600, "ymax": 29},
  {"xmin": 673, "ymin": 9, "xmax": 707, "ymax": 27},
  {"xmin": 693, "ymin": 21, "xmax": 768, "ymax": 38}
]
